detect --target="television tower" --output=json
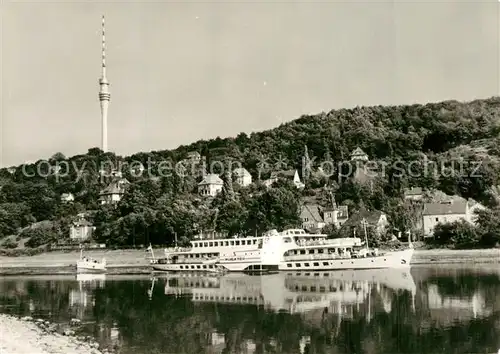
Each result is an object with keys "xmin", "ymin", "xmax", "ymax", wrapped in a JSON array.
[{"xmin": 99, "ymin": 15, "xmax": 110, "ymax": 152}]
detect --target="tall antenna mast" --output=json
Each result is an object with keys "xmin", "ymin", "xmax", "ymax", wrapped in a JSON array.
[{"xmin": 99, "ymin": 15, "xmax": 110, "ymax": 153}]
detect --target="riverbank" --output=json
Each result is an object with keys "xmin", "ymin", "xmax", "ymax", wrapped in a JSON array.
[
  {"xmin": 0, "ymin": 248, "xmax": 498, "ymax": 276},
  {"xmin": 0, "ymin": 314, "xmax": 104, "ymax": 354}
]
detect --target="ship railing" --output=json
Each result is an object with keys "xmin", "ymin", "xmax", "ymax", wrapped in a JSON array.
[
  {"xmin": 164, "ymin": 247, "xmax": 192, "ymax": 253},
  {"xmin": 283, "ymin": 253, "xmax": 355, "ymax": 262},
  {"xmin": 297, "ymin": 239, "xmax": 362, "ymax": 247}
]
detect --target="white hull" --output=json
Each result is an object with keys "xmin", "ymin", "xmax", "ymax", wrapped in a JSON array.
[
  {"xmin": 218, "ymin": 258, "xmax": 278, "ymax": 272},
  {"xmin": 279, "ymin": 248, "xmax": 414, "ymax": 271},
  {"xmin": 152, "ymin": 262, "xmax": 224, "ymax": 273},
  {"xmin": 76, "ymin": 261, "xmax": 106, "ymax": 273},
  {"xmin": 76, "ymin": 273, "xmax": 107, "ymax": 282}
]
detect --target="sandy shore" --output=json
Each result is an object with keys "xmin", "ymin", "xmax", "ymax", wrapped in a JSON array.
[
  {"xmin": 0, "ymin": 314, "xmax": 104, "ymax": 354},
  {"xmin": 0, "ymin": 248, "xmax": 498, "ymax": 275}
]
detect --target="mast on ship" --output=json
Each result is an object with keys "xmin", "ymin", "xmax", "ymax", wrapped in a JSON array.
[{"xmin": 361, "ymin": 218, "xmax": 370, "ymax": 250}]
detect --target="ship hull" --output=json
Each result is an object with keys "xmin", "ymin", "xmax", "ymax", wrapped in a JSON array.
[
  {"xmin": 278, "ymin": 248, "xmax": 414, "ymax": 271},
  {"xmin": 76, "ymin": 265, "xmax": 106, "ymax": 274},
  {"xmin": 151, "ymin": 262, "xmax": 224, "ymax": 273}
]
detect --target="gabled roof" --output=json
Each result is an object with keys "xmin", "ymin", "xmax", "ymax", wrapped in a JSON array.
[
  {"xmin": 404, "ymin": 187, "xmax": 424, "ymax": 196},
  {"xmin": 72, "ymin": 219, "xmax": 93, "ymax": 227},
  {"xmin": 423, "ymin": 200, "xmax": 468, "ymax": 216},
  {"xmin": 342, "ymin": 209, "xmax": 385, "ymax": 227},
  {"xmin": 199, "ymin": 174, "xmax": 223, "ymax": 185},
  {"xmin": 187, "ymin": 151, "xmax": 201, "ymax": 158},
  {"xmin": 99, "ymin": 178, "xmax": 129, "ymax": 196},
  {"xmin": 351, "ymin": 147, "xmax": 366, "ymax": 156},
  {"xmin": 300, "ymin": 204, "xmax": 324, "ymax": 223},
  {"xmin": 270, "ymin": 169, "xmax": 297, "ymax": 179},
  {"xmin": 233, "ymin": 167, "xmax": 251, "ymax": 177}
]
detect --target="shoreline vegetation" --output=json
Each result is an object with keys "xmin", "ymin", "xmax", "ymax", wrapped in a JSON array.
[
  {"xmin": 0, "ymin": 314, "xmax": 106, "ymax": 354},
  {"xmin": 1, "ymin": 97, "xmax": 500, "ymax": 253},
  {"xmin": 0, "ymin": 248, "xmax": 498, "ymax": 276}
]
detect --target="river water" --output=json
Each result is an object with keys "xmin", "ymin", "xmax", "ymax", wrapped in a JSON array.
[{"xmin": 0, "ymin": 265, "xmax": 499, "ymax": 354}]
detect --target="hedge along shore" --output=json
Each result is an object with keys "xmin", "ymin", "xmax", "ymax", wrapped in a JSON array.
[
  {"xmin": 0, "ymin": 314, "xmax": 104, "ymax": 354},
  {"xmin": 0, "ymin": 248, "xmax": 498, "ymax": 275}
]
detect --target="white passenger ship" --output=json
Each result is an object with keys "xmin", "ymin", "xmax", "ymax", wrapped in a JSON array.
[
  {"xmin": 147, "ymin": 231, "xmax": 283, "ymax": 273},
  {"xmin": 277, "ymin": 229, "xmax": 414, "ymax": 271},
  {"xmin": 147, "ymin": 228, "xmax": 414, "ymax": 273}
]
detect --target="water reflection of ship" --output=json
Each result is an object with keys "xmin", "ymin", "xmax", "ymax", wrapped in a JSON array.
[
  {"xmin": 69, "ymin": 274, "xmax": 106, "ymax": 317},
  {"xmin": 154, "ymin": 269, "xmax": 417, "ymax": 321},
  {"xmin": 424, "ymin": 283, "xmax": 492, "ymax": 324}
]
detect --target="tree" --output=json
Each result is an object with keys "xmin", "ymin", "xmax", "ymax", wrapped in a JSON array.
[{"xmin": 432, "ymin": 220, "xmax": 479, "ymax": 248}]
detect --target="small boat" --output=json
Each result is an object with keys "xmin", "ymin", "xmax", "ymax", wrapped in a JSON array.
[{"xmin": 76, "ymin": 247, "xmax": 106, "ymax": 274}]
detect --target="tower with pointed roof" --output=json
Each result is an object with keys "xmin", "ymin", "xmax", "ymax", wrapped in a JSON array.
[{"xmin": 99, "ymin": 15, "xmax": 110, "ymax": 153}]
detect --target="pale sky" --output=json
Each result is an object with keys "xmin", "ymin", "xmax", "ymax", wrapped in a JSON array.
[{"xmin": 1, "ymin": 0, "xmax": 499, "ymax": 167}]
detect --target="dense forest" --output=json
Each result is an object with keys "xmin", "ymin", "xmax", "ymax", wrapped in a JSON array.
[{"xmin": 1, "ymin": 97, "xmax": 500, "ymax": 250}]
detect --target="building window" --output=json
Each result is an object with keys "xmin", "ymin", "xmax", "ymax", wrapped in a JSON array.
[{"xmin": 435, "ymin": 217, "xmax": 439, "ymax": 222}]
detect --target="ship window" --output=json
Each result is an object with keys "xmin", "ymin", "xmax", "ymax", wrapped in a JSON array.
[
  {"xmin": 308, "ymin": 249, "xmax": 315, "ymax": 254},
  {"xmin": 313, "ymin": 262, "xmax": 319, "ymax": 266},
  {"xmin": 242, "ymin": 240, "xmax": 246, "ymax": 245},
  {"xmin": 224, "ymin": 241, "xmax": 229, "ymax": 246},
  {"xmin": 284, "ymin": 237, "xmax": 292, "ymax": 243},
  {"xmin": 235, "ymin": 241, "xmax": 240, "ymax": 245},
  {"xmin": 318, "ymin": 249, "xmax": 324, "ymax": 254},
  {"xmin": 203, "ymin": 265, "xmax": 207, "ymax": 269},
  {"xmin": 180, "ymin": 266, "xmax": 183, "ymax": 269},
  {"xmin": 323, "ymin": 262, "xmax": 328, "ymax": 266},
  {"xmin": 204, "ymin": 242, "xmax": 208, "ymax": 247},
  {"xmin": 214, "ymin": 242, "xmax": 218, "ymax": 247},
  {"xmin": 295, "ymin": 263, "xmax": 301, "ymax": 267},
  {"xmin": 304, "ymin": 263, "xmax": 310, "ymax": 267},
  {"xmin": 196, "ymin": 265, "xmax": 201, "ymax": 269},
  {"xmin": 287, "ymin": 264, "xmax": 292, "ymax": 267},
  {"xmin": 230, "ymin": 241, "xmax": 234, "ymax": 246},
  {"xmin": 209, "ymin": 242, "xmax": 213, "ymax": 247},
  {"xmin": 300, "ymin": 250, "xmax": 306, "ymax": 255}
]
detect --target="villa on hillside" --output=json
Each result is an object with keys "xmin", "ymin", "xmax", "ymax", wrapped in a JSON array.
[
  {"xmin": 342, "ymin": 210, "xmax": 389, "ymax": 237},
  {"xmin": 187, "ymin": 151, "xmax": 202, "ymax": 162},
  {"xmin": 300, "ymin": 204, "xmax": 325, "ymax": 232},
  {"xmin": 404, "ymin": 187, "xmax": 425, "ymax": 201},
  {"xmin": 99, "ymin": 178, "xmax": 130, "ymax": 205},
  {"xmin": 422, "ymin": 199, "xmax": 486, "ymax": 237},
  {"xmin": 198, "ymin": 174, "xmax": 223, "ymax": 197},
  {"xmin": 323, "ymin": 205, "xmax": 349, "ymax": 228},
  {"xmin": 300, "ymin": 203, "xmax": 350, "ymax": 232},
  {"xmin": 350, "ymin": 147, "xmax": 369, "ymax": 162},
  {"xmin": 61, "ymin": 193, "xmax": 74, "ymax": 203},
  {"xmin": 69, "ymin": 216, "xmax": 96, "ymax": 242},
  {"xmin": 233, "ymin": 167, "xmax": 252, "ymax": 187},
  {"xmin": 264, "ymin": 169, "xmax": 305, "ymax": 189}
]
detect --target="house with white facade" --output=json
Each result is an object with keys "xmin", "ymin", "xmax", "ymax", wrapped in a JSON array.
[
  {"xmin": 265, "ymin": 169, "xmax": 305, "ymax": 189},
  {"xmin": 422, "ymin": 199, "xmax": 486, "ymax": 237},
  {"xmin": 61, "ymin": 193, "xmax": 74, "ymax": 203},
  {"xmin": 69, "ymin": 218, "xmax": 96, "ymax": 242},
  {"xmin": 233, "ymin": 167, "xmax": 252, "ymax": 187},
  {"xmin": 404, "ymin": 187, "xmax": 425, "ymax": 201},
  {"xmin": 198, "ymin": 174, "xmax": 224, "ymax": 197},
  {"xmin": 99, "ymin": 178, "xmax": 130, "ymax": 205},
  {"xmin": 323, "ymin": 205, "xmax": 349, "ymax": 228}
]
